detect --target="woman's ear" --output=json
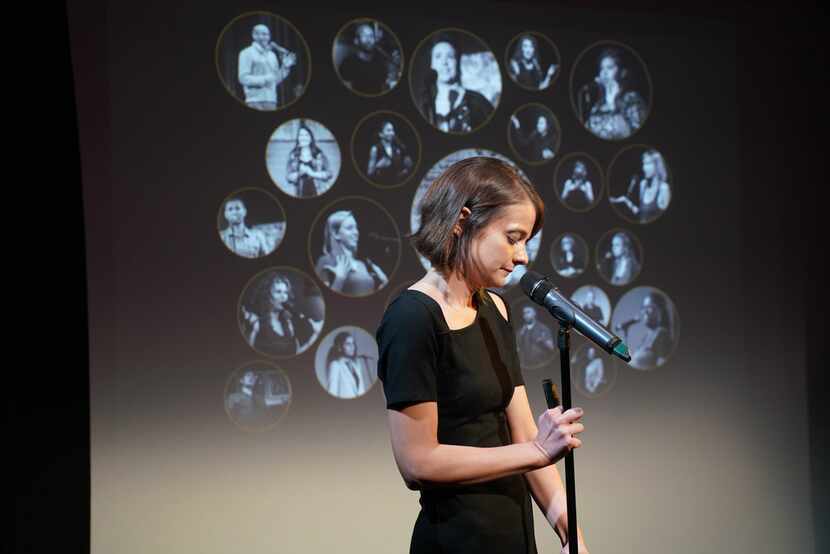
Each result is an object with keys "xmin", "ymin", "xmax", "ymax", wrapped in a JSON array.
[{"xmin": 453, "ymin": 206, "xmax": 472, "ymax": 236}]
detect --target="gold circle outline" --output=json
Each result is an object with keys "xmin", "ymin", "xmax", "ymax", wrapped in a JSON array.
[
  {"xmin": 330, "ymin": 17, "xmax": 406, "ymax": 98},
  {"xmin": 606, "ymin": 143, "xmax": 674, "ymax": 225},
  {"xmin": 214, "ymin": 11, "xmax": 313, "ymax": 113},
  {"xmin": 552, "ymin": 151, "xmax": 606, "ymax": 214},
  {"xmin": 503, "ymin": 30, "xmax": 563, "ymax": 93},
  {"xmin": 216, "ymin": 186, "xmax": 288, "ymax": 259},
  {"xmin": 349, "ymin": 109, "xmax": 423, "ymax": 190},
  {"xmin": 610, "ymin": 284, "xmax": 681, "ymax": 371},
  {"xmin": 506, "ymin": 102, "xmax": 562, "ymax": 167},
  {"xmin": 549, "ymin": 230, "xmax": 590, "ymax": 279},
  {"xmin": 223, "ymin": 360, "xmax": 293, "ymax": 432},
  {"xmin": 594, "ymin": 227, "xmax": 645, "ymax": 287}
]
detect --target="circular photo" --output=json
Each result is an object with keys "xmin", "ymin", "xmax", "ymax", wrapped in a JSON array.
[
  {"xmin": 505, "ymin": 31, "xmax": 561, "ymax": 92},
  {"xmin": 333, "ymin": 18, "xmax": 404, "ymax": 96},
  {"xmin": 224, "ymin": 362, "xmax": 292, "ymax": 431},
  {"xmin": 608, "ymin": 145, "xmax": 672, "ymax": 224},
  {"xmin": 550, "ymin": 232, "xmax": 588, "ymax": 279},
  {"xmin": 215, "ymin": 12, "xmax": 311, "ymax": 111},
  {"xmin": 508, "ymin": 103, "xmax": 561, "ymax": 166},
  {"xmin": 409, "ymin": 28, "xmax": 501, "ymax": 135},
  {"xmin": 238, "ymin": 267, "xmax": 325, "ymax": 358},
  {"xmin": 314, "ymin": 326, "xmax": 379, "ymax": 399},
  {"xmin": 571, "ymin": 339, "xmax": 617, "ymax": 398},
  {"xmin": 570, "ymin": 40, "xmax": 652, "ymax": 141},
  {"xmin": 570, "ymin": 285, "xmax": 611, "ymax": 327},
  {"xmin": 553, "ymin": 153, "xmax": 604, "ymax": 213},
  {"xmin": 511, "ymin": 299, "xmax": 558, "ymax": 371},
  {"xmin": 611, "ymin": 286, "xmax": 680, "ymax": 371},
  {"xmin": 596, "ymin": 228, "xmax": 643, "ymax": 287},
  {"xmin": 266, "ymin": 118, "xmax": 341, "ymax": 199},
  {"xmin": 410, "ymin": 149, "xmax": 541, "ymax": 290},
  {"xmin": 351, "ymin": 111, "xmax": 420, "ymax": 188},
  {"xmin": 217, "ymin": 188, "xmax": 286, "ymax": 259},
  {"xmin": 309, "ymin": 196, "xmax": 401, "ymax": 298}
]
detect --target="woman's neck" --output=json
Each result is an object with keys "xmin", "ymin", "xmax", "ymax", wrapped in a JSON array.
[{"xmin": 423, "ymin": 267, "xmax": 477, "ymax": 309}]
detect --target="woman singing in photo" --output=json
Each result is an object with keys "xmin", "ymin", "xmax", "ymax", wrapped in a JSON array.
[
  {"xmin": 610, "ymin": 149, "xmax": 671, "ymax": 223},
  {"xmin": 508, "ymin": 34, "xmax": 556, "ymax": 90},
  {"xmin": 367, "ymin": 120, "xmax": 413, "ymax": 186},
  {"xmin": 285, "ymin": 123, "xmax": 333, "ymax": 198},
  {"xmin": 325, "ymin": 331, "xmax": 375, "ymax": 398},
  {"xmin": 376, "ymin": 156, "xmax": 589, "ymax": 553}
]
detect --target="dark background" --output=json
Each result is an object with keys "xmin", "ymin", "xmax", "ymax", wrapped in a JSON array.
[{"xmin": 10, "ymin": 1, "xmax": 825, "ymax": 552}]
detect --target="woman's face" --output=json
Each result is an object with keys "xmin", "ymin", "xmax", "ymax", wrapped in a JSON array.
[
  {"xmin": 561, "ymin": 236, "xmax": 574, "ymax": 252},
  {"xmin": 343, "ymin": 335, "xmax": 356, "ymax": 357},
  {"xmin": 520, "ymin": 37, "xmax": 535, "ymax": 60},
  {"xmin": 224, "ymin": 200, "xmax": 246, "ymax": 224},
  {"xmin": 381, "ymin": 122, "xmax": 395, "ymax": 141},
  {"xmin": 270, "ymin": 281, "xmax": 289, "ymax": 308},
  {"xmin": 611, "ymin": 235, "xmax": 625, "ymax": 257},
  {"xmin": 640, "ymin": 296, "xmax": 659, "ymax": 328},
  {"xmin": 335, "ymin": 215, "xmax": 359, "ymax": 251},
  {"xmin": 297, "ymin": 127, "xmax": 312, "ymax": 148},
  {"xmin": 535, "ymin": 116, "xmax": 548, "ymax": 134},
  {"xmin": 574, "ymin": 161, "xmax": 587, "ymax": 179},
  {"xmin": 468, "ymin": 201, "xmax": 535, "ymax": 287},
  {"xmin": 642, "ymin": 154, "xmax": 656, "ymax": 178},
  {"xmin": 599, "ymin": 56, "xmax": 619, "ymax": 82},
  {"xmin": 431, "ymin": 41, "xmax": 457, "ymax": 84}
]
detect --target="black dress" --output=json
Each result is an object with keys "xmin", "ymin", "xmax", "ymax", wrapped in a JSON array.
[{"xmin": 376, "ymin": 288, "xmax": 537, "ymax": 554}]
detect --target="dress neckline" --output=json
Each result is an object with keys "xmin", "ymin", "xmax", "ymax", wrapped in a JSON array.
[{"xmin": 404, "ymin": 288, "xmax": 482, "ymax": 334}]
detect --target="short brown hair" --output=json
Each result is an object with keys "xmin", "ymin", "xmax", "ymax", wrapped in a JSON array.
[{"xmin": 411, "ymin": 156, "xmax": 544, "ymax": 278}]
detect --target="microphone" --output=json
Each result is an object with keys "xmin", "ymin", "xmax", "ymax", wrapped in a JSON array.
[{"xmin": 520, "ymin": 270, "xmax": 631, "ymax": 362}]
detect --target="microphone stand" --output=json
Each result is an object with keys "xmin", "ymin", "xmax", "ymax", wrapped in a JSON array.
[{"xmin": 542, "ymin": 323, "xmax": 578, "ymax": 554}]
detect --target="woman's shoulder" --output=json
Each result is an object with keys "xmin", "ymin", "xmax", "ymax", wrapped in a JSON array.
[{"xmin": 380, "ymin": 289, "xmax": 444, "ymax": 333}]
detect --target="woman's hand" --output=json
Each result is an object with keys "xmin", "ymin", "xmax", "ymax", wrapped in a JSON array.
[
  {"xmin": 322, "ymin": 253, "xmax": 353, "ymax": 288},
  {"xmin": 241, "ymin": 305, "xmax": 260, "ymax": 345},
  {"xmin": 532, "ymin": 406, "xmax": 584, "ymax": 464}
]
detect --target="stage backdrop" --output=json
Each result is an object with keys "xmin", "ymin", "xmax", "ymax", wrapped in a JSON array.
[{"xmin": 72, "ymin": 2, "xmax": 814, "ymax": 553}]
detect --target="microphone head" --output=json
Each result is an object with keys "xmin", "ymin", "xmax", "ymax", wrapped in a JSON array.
[{"xmin": 519, "ymin": 270, "xmax": 552, "ymax": 304}]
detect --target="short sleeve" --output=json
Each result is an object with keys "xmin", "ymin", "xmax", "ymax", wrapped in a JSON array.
[
  {"xmin": 485, "ymin": 289, "xmax": 525, "ymax": 388},
  {"xmin": 375, "ymin": 294, "xmax": 439, "ymax": 411}
]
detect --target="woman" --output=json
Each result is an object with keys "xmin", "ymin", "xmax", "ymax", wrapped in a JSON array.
[
  {"xmin": 315, "ymin": 210, "xmax": 389, "ymax": 296},
  {"xmin": 553, "ymin": 234, "xmax": 583, "ymax": 278},
  {"xmin": 561, "ymin": 160, "xmax": 595, "ymax": 209},
  {"xmin": 578, "ymin": 48, "xmax": 647, "ymax": 140},
  {"xmin": 601, "ymin": 231, "xmax": 640, "ymax": 286},
  {"xmin": 510, "ymin": 113, "xmax": 557, "ymax": 163},
  {"xmin": 241, "ymin": 273, "xmax": 320, "ymax": 357},
  {"xmin": 508, "ymin": 34, "xmax": 556, "ymax": 90},
  {"xmin": 376, "ymin": 156, "xmax": 589, "ymax": 553},
  {"xmin": 610, "ymin": 150, "xmax": 671, "ymax": 223},
  {"xmin": 420, "ymin": 36, "xmax": 494, "ymax": 134},
  {"xmin": 325, "ymin": 331, "xmax": 375, "ymax": 398},
  {"xmin": 367, "ymin": 121, "xmax": 413, "ymax": 186},
  {"xmin": 285, "ymin": 123, "xmax": 333, "ymax": 197},
  {"xmin": 622, "ymin": 292, "xmax": 673, "ymax": 370}
]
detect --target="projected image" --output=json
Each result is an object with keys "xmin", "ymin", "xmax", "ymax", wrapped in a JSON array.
[
  {"xmin": 571, "ymin": 41, "xmax": 651, "ymax": 141},
  {"xmin": 217, "ymin": 188, "xmax": 286, "ymax": 259},
  {"xmin": 215, "ymin": 12, "xmax": 310, "ymax": 111},
  {"xmin": 224, "ymin": 364, "xmax": 292, "ymax": 431},
  {"xmin": 571, "ymin": 340, "xmax": 617, "ymax": 398},
  {"xmin": 409, "ymin": 29, "xmax": 501, "ymax": 134},
  {"xmin": 609, "ymin": 145, "xmax": 672, "ymax": 224},
  {"xmin": 570, "ymin": 284, "xmax": 611, "ymax": 327},
  {"xmin": 351, "ymin": 111, "xmax": 420, "ymax": 188},
  {"xmin": 333, "ymin": 18, "xmax": 403, "ymax": 96},
  {"xmin": 554, "ymin": 153, "xmax": 604, "ymax": 213},
  {"xmin": 314, "ymin": 326, "xmax": 379, "ymax": 399},
  {"xmin": 611, "ymin": 286, "xmax": 679, "ymax": 370},
  {"xmin": 266, "ymin": 118, "xmax": 340, "ymax": 199},
  {"xmin": 550, "ymin": 232, "xmax": 588, "ymax": 279},
  {"xmin": 410, "ymin": 149, "xmax": 540, "ymax": 290},
  {"xmin": 511, "ymin": 300, "xmax": 557, "ymax": 371},
  {"xmin": 508, "ymin": 103, "xmax": 561, "ymax": 165},
  {"xmin": 596, "ymin": 229, "xmax": 643, "ymax": 287},
  {"xmin": 309, "ymin": 197, "xmax": 400, "ymax": 298},
  {"xmin": 505, "ymin": 31, "xmax": 560, "ymax": 91},
  {"xmin": 238, "ymin": 267, "xmax": 325, "ymax": 358}
]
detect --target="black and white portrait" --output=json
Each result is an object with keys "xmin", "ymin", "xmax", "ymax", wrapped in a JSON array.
[
  {"xmin": 238, "ymin": 267, "xmax": 325, "ymax": 358},
  {"xmin": 570, "ymin": 285, "xmax": 611, "ymax": 327},
  {"xmin": 554, "ymin": 153, "xmax": 604, "ymax": 213},
  {"xmin": 215, "ymin": 12, "xmax": 310, "ymax": 111},
  {"xmin": 333, "ymin": 18, "xmax": 403, "ymax": 96},
  {"xmin": 410, "ymin": 29, "xmax": 501, "ymax": 134},
  {"xmin": 550, "ymin": 233, "xmax": 588, "ymax": 279},
  {"xmin": 511, "ymin": 301, "xmax": 557, "ymax": 370},
  {"xmin": 351, "ymin": 111, "xmax": 420, "ymax": 188},
  {"xmin": 410, "ymin": 149, "xmax": 539, "ymax": 285},
  {"xmin": 571, "ymin": 340, "xmax": 617, "ymax": 398},
  {"xmin": 596, "ymin": 229, "xmax": 643, "ymax": 287},
  {"xmin": 310, "ymin": 197, "xmax": 400, "ymax": 298},
  {"xmin": 609, "ymin": 146, "xmax": 672, "ymax": 224},
  {"xmin": 224, "ymin": 364, "xmax": 292, "ymax": 431},
  {"xmin": 571, "ymin": 41, "xmax": 652, "ymax": 141},
  {"xmin": 314, "ymin": 326, "xmax": 379, "ymax": 399},
  {"xmin": 611, "ymin": 286, "xmax": 679, "ymax": 371},
  {"xmin": 217, "ymin": 188, "xmax": 286, "ymax": 259},
  {"xmin": 266, "ymin": 118, "xmax": 341, "ymax": 199},
  {"xmin": 508, "ymin": 103, "xmax": 561, "ymax": 165},
  {"xmin": 505, "ymin": 32, "xmax": 560, "ymax": 92}
]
